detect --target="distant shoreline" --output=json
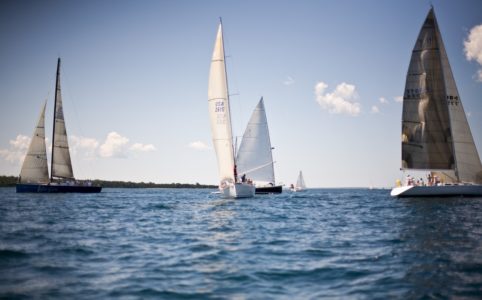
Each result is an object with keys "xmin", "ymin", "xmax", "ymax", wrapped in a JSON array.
[{"xmin": 0, "ymin": 175, "xmax": 216, "ymax": 189}]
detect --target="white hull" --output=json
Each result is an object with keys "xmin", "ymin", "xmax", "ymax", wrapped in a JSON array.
[
  {"xmin": 220, "ymin": 182, "xmax": 255, "ymax": 199},
  {"xmin": 391, "ymin": 184, "xmax": 482, "ymax": 197}
]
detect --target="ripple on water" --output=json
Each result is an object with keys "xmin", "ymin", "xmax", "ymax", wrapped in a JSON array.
[{"xmin": 1, "ymin": 188, "xmax": 482, "ymax": 298}]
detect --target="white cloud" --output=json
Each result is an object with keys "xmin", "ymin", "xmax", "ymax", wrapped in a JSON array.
[
  {"xmin": 477, "ymin": 70, "xmax": 482, "ymax": 82},
  {"xmin": 314, "ymin": 81, "xmax": 361, "ymax": 116},
  {"xmin": 70, "ymin": 135, "xmax": 99, "ymax": 157},
  {"xmin": 394, "ymin": 96, "xmax": 403, "ymax": 103},
  {"xmin": 130, "ymin": 143, "xmax": 156, "ymax": 152},
  {"xmin": 189, "ymin": 141, "xmax": 211, "ymax": 151},
  {"xmin": 99, "ymin": 132, "xmax": 129, "ymax": 158},
  {"xmin": 98, "ymin": 132, "xmax": 156, "ymax": 158},
  {"xmin": 283, "ymin": 76, "xmax": 295, "ymax": 86},
  {"xmin": 464, "ymin": 24, "xmax": 482, "ymax": 82},
  {"xmin": 371, "ymin": 105, "xmax": 380, "ymax": 114},
  {"xmin": 379, "ymin": 97, "xmax": 388, "ymax": 104},
  {"xmin": 2, "ymin": 132, "xmax": 156, "ymax": 163},
  {"xmin": 0, "ymin": 135, "xmax": 31, "ymax": 164}
]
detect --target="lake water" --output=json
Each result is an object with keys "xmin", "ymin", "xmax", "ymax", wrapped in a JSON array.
[{"xmin": 1, "ymin": 188, "xmax": 482, "ymax": 299}]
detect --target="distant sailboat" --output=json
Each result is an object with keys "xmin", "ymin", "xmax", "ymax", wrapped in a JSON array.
[
  {"xmin": 237, "ymin": 97, "xmax": 282, "ymax": 194},
  {"xmin": 391, "ymin": 8, "xmax": 482, "ymax": 197},
  {"xmin": 16, "ymin": 58, "xmax": 101, "ymax": 193},
  {"xmin": 208, "ymin": 21, "xmax": 255, "ymax": 198},
  {"xmin": 291, "ymin": 171, "xmax": 306, "ymax": 192}
]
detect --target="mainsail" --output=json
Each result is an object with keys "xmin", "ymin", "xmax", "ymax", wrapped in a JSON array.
[
  {"xmin": 19, "ymin": 101, "xmax": 49, "ymax": 184},
  {"xmin": 208, "ymin": 23, "xmax": 235, "ymax": 183},
  {"xmin": 236, "ymin": 97, "xmax": 275, "ymax": 185},
  {"xmin": 51, "ymin": 58, "xmax": 74, "ymax": 179},
  {"xmin": 296, "ymin": 171, "xmax": 306, "ymax": 189},
  {"xmin": 401, "ymin": 8, "xmax": 482, "ymax": 183}
]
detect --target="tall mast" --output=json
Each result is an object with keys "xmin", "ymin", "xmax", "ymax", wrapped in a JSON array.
[
  {"xmin": 219, "ymin": 18, "xmax": 237, "ymax": 179},
  {"xmin": 50, "ymin": 57, "xmax": 60, "ymax": 181}
]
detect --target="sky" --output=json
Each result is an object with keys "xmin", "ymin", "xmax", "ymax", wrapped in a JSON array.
[{"xmin": 1, "ymin": 0, "xmax": 482, "ymax": 188}]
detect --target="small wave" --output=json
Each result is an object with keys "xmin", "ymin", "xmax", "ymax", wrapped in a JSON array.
[
  {"xmin": 61, "ymin": 247, "xmax": 95, "ymax": 256},
  {"xmin": 149, "ymin": 204, "xmax": 172, "ymax": 210},
  {"xmin": 0, "ymin": 249, "xmax": 29, "ymax": 260}
]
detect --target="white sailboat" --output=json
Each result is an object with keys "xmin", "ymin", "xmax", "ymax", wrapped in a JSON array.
[
  {"xmin": 236, "ymin": 97, "xmax": 282, "ymax": 194},
  {"xmin": 391, "ymin": 7, "xmax": 482, "ymax": 197},
  {"xmin": 291, "ymin": 171, "xmax": 306, "ymax": 192},
  {"xmin": 208, "ymin": 21, "xmax": 255, "ymax": 199},
  {"xmin": 16, "ymin": 58, "xmax": 101, "ymax": 193}
]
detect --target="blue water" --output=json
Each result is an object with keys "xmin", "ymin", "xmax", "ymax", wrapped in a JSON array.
[{"xmin": 1, "ymin": 188, "xmax": 482, "ymax": 299}]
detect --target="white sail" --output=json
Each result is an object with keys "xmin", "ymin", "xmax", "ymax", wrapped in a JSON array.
[
  {"xmin": 19, "ymin": 101, "xmax": 49, "ymax": 183},
  {"xmin": 401, "ymin": 8, "xmax": 482, "ymax": 183},
  {"xmin": 208, "ymin": 24, "xmax": 235, "ymax": 184},
  {"xmin": 296, "ymin": 171, "xmax": 306, "ymax": 189},
  {"xmin": 236, "ymin": 97, "xmax": 275, "ymax": 185},
  {"xmin": 51, "ymin": 58, "xmax": 74, "ymax": 179}
]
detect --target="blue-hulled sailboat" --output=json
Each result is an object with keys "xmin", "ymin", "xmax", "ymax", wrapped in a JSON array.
[{"xmin": 16, "ymin": 58, "xmax": 101, "ymax": 193}]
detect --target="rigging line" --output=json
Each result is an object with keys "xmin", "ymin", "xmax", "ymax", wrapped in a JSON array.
[
  {"xmin": 60, "ymin": 62, "xmax": 95, "ymax": 180},
  {"xmin": 222, "ymin": 24, "xmax": 245, "ymax": 141}
]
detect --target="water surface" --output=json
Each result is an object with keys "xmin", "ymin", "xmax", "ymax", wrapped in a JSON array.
[{"xmin": 1, "ymin": 188, "xmax": 481, "ymax": 298}]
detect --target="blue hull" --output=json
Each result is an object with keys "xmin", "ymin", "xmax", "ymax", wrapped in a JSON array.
[{"xmin": 16, "ymin": 183, "xmax": 102, "ymax": 193}]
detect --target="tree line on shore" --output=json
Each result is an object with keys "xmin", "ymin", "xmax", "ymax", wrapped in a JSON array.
[{"xmin": 0, "ymin": 175, "xmax": 216, "ymax": 189}]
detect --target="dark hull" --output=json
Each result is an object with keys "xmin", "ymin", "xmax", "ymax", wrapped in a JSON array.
[
  {"xmin": 16, "ymin": 183, "xmax": 102, "ymax": 193},
  {"xmin": 255, "ymin": 185, "xmax": 282, "ymax": 194}
]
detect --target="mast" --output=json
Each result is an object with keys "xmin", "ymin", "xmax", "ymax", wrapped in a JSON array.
[
  {"xmin": 219, "ymin": 18, "xmax": 237, "ymax": 181},
  {"xmin": 50, "ymin": 57, "xmax": 60, "ymax": 182}
]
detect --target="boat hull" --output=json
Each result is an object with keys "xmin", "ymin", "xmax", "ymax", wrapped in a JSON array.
[
  {"xmin": 255, "ymin": 185, "xmax": 282, "ymax": 194},
  {"xmin": 220, "ymin": 183, "xmax": 255, "ymax": 199},
  {"xmin": 16, "ymin": 183, "xmax": 102, "ymax": 193},
  {"xmin": 390, "ymin": 185, "xmax": 482, "ymax": 197}
]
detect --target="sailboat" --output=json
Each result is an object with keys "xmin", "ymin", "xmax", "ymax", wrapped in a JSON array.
[
  {"xmin": 391, "ymin": 8, "xmax": 482, "ymax": 197},
  {"xmin": 208, "ymin": 21, "xmax": 255, "ymax": 198},
  {"xmin": 236, "ymin": 97, "xmax": 282, "ymax": 194},
  {"xmin": 291, "ymin": 171, "xmax": 306, "ymax": 192},
  {"xmin": 16, "ymin": 58, "xmax": 102, "ymax": 193}
]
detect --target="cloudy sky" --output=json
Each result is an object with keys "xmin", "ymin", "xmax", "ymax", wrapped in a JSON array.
[{"xmin": 1, "ymin": 0, "xmax": 482, "ymax": 187}]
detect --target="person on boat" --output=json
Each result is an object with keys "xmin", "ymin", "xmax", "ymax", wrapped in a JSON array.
[
  {"xmin": 241, "ymin": 174, "xmax": 246, "ymax": 183},
  {"xmin": 406, "ymin": 175, "xmax": 412, "ymax": 186},
  {"xmin": 233, "ymin": 165, "xmax": 238, "ymax": 182}
]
